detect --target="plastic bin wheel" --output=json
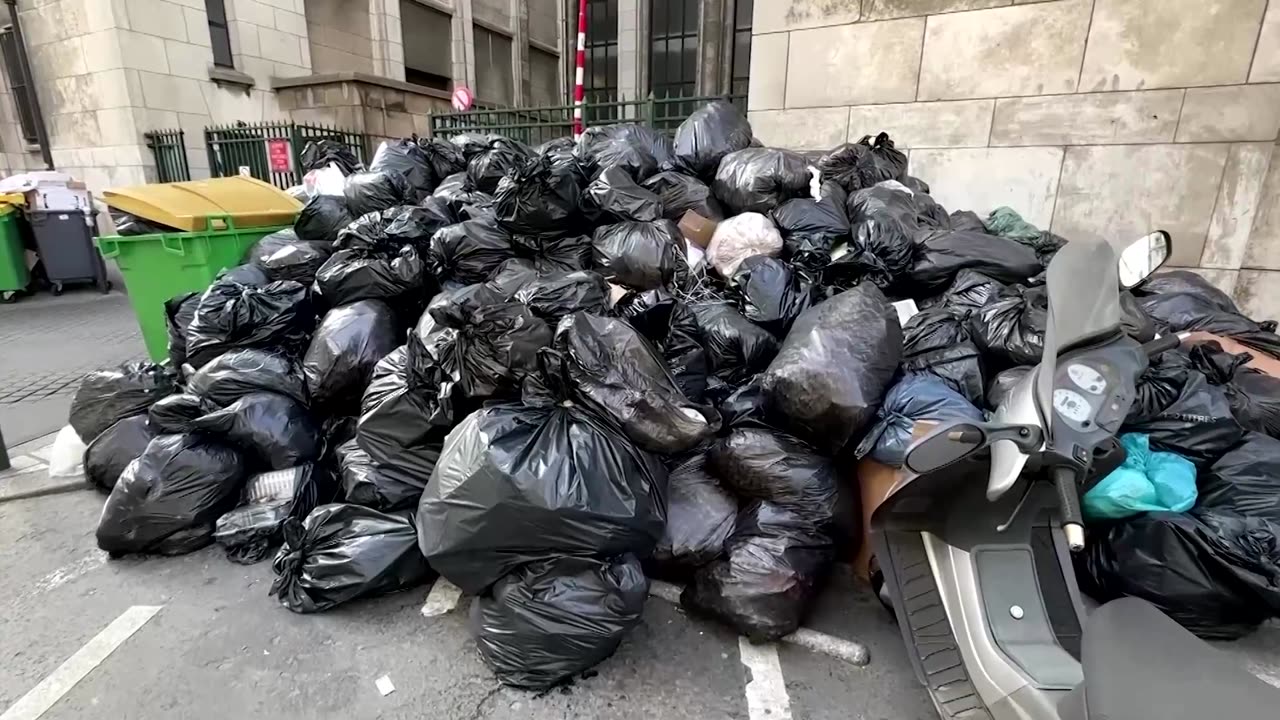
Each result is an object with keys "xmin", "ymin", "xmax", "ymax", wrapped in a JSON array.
[{"xmin": 52, "ymin": 282, "xmax": 63, "ymax": 296}]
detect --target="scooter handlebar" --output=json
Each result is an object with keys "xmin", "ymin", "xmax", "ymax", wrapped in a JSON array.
[
  {"xmin": 1141, "ymin": 332, "xmax": 1184, "ymax": 357},
  {"xmin": 1053, "ymin": 466, "xmax": 1086, "ymax": 551}
]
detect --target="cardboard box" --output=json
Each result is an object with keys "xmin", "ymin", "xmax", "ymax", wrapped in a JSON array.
[{"xmin": 678, "ymin": 210, "xmax": 717, "ymax": 249}]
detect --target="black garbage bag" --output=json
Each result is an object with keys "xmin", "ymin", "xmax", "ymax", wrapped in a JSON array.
[
  {"xmin": 1119, "ymin": 290, "xmax": 1157, "ymax": 342},
  {"xmin": 511, "ymin": 232, "xmax": 594, "ymax": 273},
  {"xmin": 585, "ymin": 166, "xmax": 664, "ymax": 223},
  {"xmin": 713, "ymin": 147, "xmax": 811, "ymax": 215},
  {"xmin": 258, "ymin": 241, "xmax": 331, "ymax": 284},
  {"xmin": 493, "ymin": 155, "xmax": 582, "ymax": 236},
  {"xmin": 591, "ymin": 220, "xmax": 688, "ymax": 291},
  {"xmin": 856, "ymin": 375, "xmax": 985, "ymax": 467},
  {"xmin": 649, "ymin": 452, "xmax": 736, "ymax": 580},
  {"xmin": 415, "ymin": 363, "xmax": 668, "ymax": 593},
  {"xmin": 191, "ymin": 392, "xmax": 323, "ymax": 471},
  {"xmin": 112, "ymin": 212, "xmax": 179, "ymax": 236},
  {"xmin": 733, "ymin": 256, "xmax": 815, "ymax": 337},
  {"xmin": 433, "ymin": 172, "xmax": 494, "ymax": 215},
  {"xmin": 575, "ymin": 123, "xmax": 673, "ymax": 181},
  {"xmin": 336, "ymin": 207, "xmax": 397, "ymax": 251},
  {"xmin": 641, "ymin": 171, "xmax": 723, "ymax": 221},
  {"xmin": 96, "ymin": 434, "xmax": 246, "ymax": 556},
  {"xmin": 336, "ymin": 439, "xmax": 425, "ymax": 512},
  {"xmin": 213, "ymin": 463, "xmax": 333, "ymax": 564},
  {"xmin": 1125, "ymin": 351, "xmax": 1244, "ymax": 466},
  {"xmin": 472, "ymin": 554, "xmax": 649, "ymax": 689},
  {"xmin": 369, "ymin": 139, "xmax": 435, "ymax": 200},
  {"xmin": 314, "ymin": 245, "xmax": 427, "ymax": 308},
  {"xmin": 901, "ymin": 308, "xmax": 985, "ymax": 406},
  {"xmin": 300, "ymin": 139, "xmax": 361, "ymax": 174},
  {"xmin": 69, "ymin": 362, "xmax": 177, "ymax": 443},
  {"xmin": 844, "ymin": 183, "xmax": 930, "ymax": 286},
  {"xmin": 1139, "ymin": 292, "xmax": 1280, "ymax": 359},
  {"xmin": 970, "ymin": 284, "xmax": 1048, "ymax": 367},
  {"xmin": 1134, "ymin": 271, "xmax": 1240, "ymax": 313},
  {"xmin": 691, "ymin": 302, "xmax": 779, "ymax": 386},
  {"xmin": 1197, "ymin": 433, "xmax": 1280, "ymax": 523},
  {"xmin": 270, "ymin": 504, "xmax": 433, "ymax": 613},
  {"xmin": 909, "ymin": 229, "xmax": 1042, "ymax": 294},
  {"xmin": 216, "ymin": 263, "xmax": 271, "ymax": 287},
  {"xmin": 344, "ymin": 171, "xmax": 413, "ymax": 217},
  {"xmin": 555, "ymin": 313, "xmax": 718, "ymax": 455},
  {"xmin": 760, "ymin": 284, "xmax": 902, "ymax": 452},
  {"xmin": 185, "ymin": 280, "xmax": 316, "ymax": 369},
  {"xmin": 303, "ymin": 300, "xmax": 399, "ymax": 412},
  {"xmin": 148, "ymin": 393, "xmax": 214, "ymax": 434},
  {"xmin": 429, "ymin": 216, "xmax": 517, "ymax": 285},
  {"xmin": 682, "ymin": 500, "xmax": 837, "ymax": 641},
  {"xmin": 357, "ymin": 346, "xmax": 446, "ymax": 490},
  {"xmin": 1188, "ymin": 342, "xmax": 1280, "ymax": 437},
  {"xmin": 514, "ymin": 270, "xmax": 612, "ymax": 320},
  {"xmin": 243, "ymin": 228, "xmax": 299, "ymax": 265},
  {"xmin": 672, "ymin": 100, "xmax": 754, "ymax": 179},
  {"xmin": 164, "ymin": 291, "xmax": 201, "ymax": 371},
  {"xmin": 771, "ymin": 183, "xmax": 849, "ymax": 272},
  {"xmin": 468, "ymin": 136, "xmax": 533, "ymax": 194},
  {"xmin": 188, "ymin": 348, "xmax": 309, "ymax": 407},
  {"xmin": 84, "ymin": 415, "xmax": 154, "ymax": 492},
  {"xmin": 932, "ymin": 269, "xmax": 1007, "ymax": 317},
  {"xmin": 419, "ymin": 137, "xmax": 467, "ymax": 181},
  {"xmin": 385, "ymin": 201, "xmax": 459, "ymax": 250},
  {"xmin": 615, "ymin": 289, "xmax": 710, "ymax": 402},
  {"xmin": 708, "ymin": 425, "xmax": 838, "ymax": 521},
  {"xmin": 986, "ymin": 366, "xmax": 1032, "ymax": 411},
  {"xmin": 818, "ymin": 133, "xmax": 907, "ymax": 192},
  {"xmin": 450, "ymin": 132, "xmax": 494, "ymax": 158},
  {"xmin": 1076, "ymin": 510, "xmax": 1280, "ymax": 640},
  {"xmin": 294, "ymin": 195, "xmax": 355, "ymax": 243}
]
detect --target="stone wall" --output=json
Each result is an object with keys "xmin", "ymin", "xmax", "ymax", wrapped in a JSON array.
[
  {"xmin": 306, "ymin": 0, "xmax": 375, "ymax": 74},
  {"xmin": 274, "ymin": 72, "xmax": 453, "ymax": 141},
  {"xmin": 749, "ymin": 0, "xmax": 1280, "ymax": 319}
]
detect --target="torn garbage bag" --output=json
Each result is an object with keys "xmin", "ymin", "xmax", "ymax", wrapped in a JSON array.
[
  {"xmin": 713, "ymin": 148, "xmax": 811, "ymax": 215},
  {"xmin": 759, "ymin": 283, "xmax": 902, "ymax": 452},
  {"xmin": 415, "ymin": 358, "xmax": 668, "ymax": 594},
  {"xmin": 641, "ymin": 171, "xmax": 723, "ymax": 221},
  {"xmin": 856, "ymin": 375, "xmax": 985, "ymax": 467},
  {"xmin": 303, "ymin": 300, "xmax": 398, "ymax": 412},
  {"xmin": 591, "ymin": 220, "xmax": 688, "ymax": 291},
  {"xmin": 691, "ymin": 301, "xmax": 780, "ymax": 385},
  {"xmin": 672, "ymin": 100, "xmax": 754, "ymax": 179},
  {"xmin": 96, "ymin": 434, "xmax": 246, "ymax": 556},
  {"xmin": 1125, "ymin": 351, "xmax": 1244, "ymax": 466},
  {"xmin": 344, "ymin": 171, "xmax": 413, "ymax": 217},
  {"xmin": 1076, "ymin": 510, "xmax": 1280, "ymax": 640},
  {"xmin": 733, "ymin": 256, "xmax": 814, "ymax": 337},
  {"xmin": 314, "ymin": 245, "xmax": 428, "ymax": 308},
  {"xmin": 494, "ymin": 155, "xmax": 582, "ymax": 236},
  {"xmin": 369, "ymin": 139, "xmax": 435, "ymax": 200},
  {"xmin": 185, "ymin": 280, "xmax": 316, "ymax": 369},
  {"xmin": 188, "ymin": 348, "xmax": 309, "ymax": 407},
  {"xmin": 270, "ymin": 504, "xmax": 433, "ymax": 613},
  {"xmin": 554, "ymin": 313, "xmax": 717, "ymax": 455},
  {"xmin": 1082, "ymin": 433, "xmax": 1197, "ymax": 521},
  {"xmin": 648, "ymin": 452, "xmax": 737, "ymax": 580},
  {"xmin": 615, "ymin": 289, "xmax": 710, "ymax": 402},
  {"xmin": 707, "ymin": 211, "xmax": 783, "ymax": 278},
  {"xmin": 468, "ymin": 136, "xmax": 533, "ymax": 194},
  {"xmin": 472, "ymin": 554, "xmax": 648, "ymax": 689},
  {"xmin": 513, "ymin": 270, "xmax": 612, "ymax": 320},
  {"xmin": 585, "ymin": 166, "xmax": 664, "ymax": 222},
  {"xmin": 1197, "ymin": 432, "xmax": 1280, "ymax": 523},
  {"xmin": 336, "ymin": 439, "xmax": 425, "ymax": 512},
  {"xmin": 70, "ymin": 361, "xmax": 177, "ymax": 443},
  {"xmin": 1188, "ymin": 341, "xmax": 1280, "ymax": 438},
  {"xmin": 574, "ymin": 123, "xmax": 673, "ymax": 181},
  {"xmin": 191, "ymin": 392, "xmax": 323, "ymax": 471},
  {"xmin": 969, "ymin": 284, "xmax": 1048, "ymax": 367},
  {"xmin": 901, "ymin": 308, "xmax": 985, "ymax": 407},
  {"xmin": 294, "ymin": 195, "xmax": 355, "ymax": 243},
  {"xmin": 429, "ymin": 216, "xmax": 516, "ymax": 285},
  {"xmin": 84, "ymin": 415, "xmax": 154, "ymax": 492},
  {"xmin": 908, "ymin": 229, "xmax": 1042, "ymax": 294}
]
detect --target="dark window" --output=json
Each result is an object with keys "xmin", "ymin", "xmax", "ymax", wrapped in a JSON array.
[
  {"xmin": 730, "ymin": 0, "xmax": 753, "ymax": 106},
  {"xmin": 206, "ymin": 0, "xmax": 233, "ymax": 68},
  {"xmin": 402, "ymin": 1, "xmax": 454, "ymax": 92},
  {"xmin": 649, "ymin": 0, "xmax": 697, "ymax": 100},
  {"xmin": 579, "ymin": 0, "xmax": 618, "ymax": 119},
  {"xmin": 475, "ymin": 26, "xmax": 514, "ymax": 105},
  {"xmin": 0, "ymin": 28, "xmax": 37, "ymax": 144}
]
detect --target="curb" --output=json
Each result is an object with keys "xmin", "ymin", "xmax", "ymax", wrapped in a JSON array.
[{"xmin": 0, "ymin": 478, "xmax": 90, "ymax": 504}]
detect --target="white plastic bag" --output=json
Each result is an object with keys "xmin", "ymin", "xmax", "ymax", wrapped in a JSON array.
[
  {"xmin": 707, "ymin": 212, "xmax": 783, "ymax": 278},
  {"xmin": 48, "ymin": 425, "xmax": 86, "ymax": 478}
]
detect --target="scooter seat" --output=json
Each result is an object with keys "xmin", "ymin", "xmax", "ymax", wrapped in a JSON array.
[{"xmin": 1083, "ymin": 597, "xmax": 1277, "ymax": 719}]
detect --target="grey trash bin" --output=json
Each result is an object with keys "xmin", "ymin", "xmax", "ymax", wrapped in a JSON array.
[{"xmin": 27, "ymin": 209, "xmax": 110, "ymax": 295}]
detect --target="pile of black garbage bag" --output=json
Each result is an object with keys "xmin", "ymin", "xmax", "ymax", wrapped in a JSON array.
[{"xmin": 72, "ymin": 102, "xmax": 1280, "ymax": 688}]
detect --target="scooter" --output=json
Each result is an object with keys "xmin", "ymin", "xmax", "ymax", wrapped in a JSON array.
[{"xmin": 870, "ymin": 232, "xmax": 1279, "ymax": 719}]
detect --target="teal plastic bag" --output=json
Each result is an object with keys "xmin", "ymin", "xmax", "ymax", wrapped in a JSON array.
[{"xmin": 1084, "ymin": 434, "xmax": 1197, "ymax": 521}]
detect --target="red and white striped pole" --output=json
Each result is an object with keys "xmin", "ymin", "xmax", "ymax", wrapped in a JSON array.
[{"xmin": 572, "ymin": 0, "xmax": 588, "ymax": 139}]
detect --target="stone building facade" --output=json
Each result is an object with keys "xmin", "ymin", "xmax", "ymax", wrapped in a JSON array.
[{"xmin": 748, "ymin": 0, "xmax": 1280, "ymax": 318}]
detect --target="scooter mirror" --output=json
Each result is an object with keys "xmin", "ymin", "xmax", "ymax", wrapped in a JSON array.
[
  {"xmin": 1118, "ymin": 230, "xmax": 1171, "ymax": 289},
  {"xmin": 904, "ymin": 422, "xmax": 986, "ymax": 474}
]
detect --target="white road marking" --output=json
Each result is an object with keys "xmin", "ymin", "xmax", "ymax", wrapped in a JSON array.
[
  {"xmin": 0, "ymin": 605, "xmax": 162, "ymax": 720},
  {"xmin": 421, "ymin": 578, "xmax": 463, "ymax": 617},
  {"xmin": 739, "ymin": 638, "xmax": 793, "ymax": 720},
  {"xmin": 1247, "ymin": 661, "xmax": 1280, "ymax": 689},
  {"xmin": 30, "ymin": 553, "xmax": 108, "ymax": 596}
]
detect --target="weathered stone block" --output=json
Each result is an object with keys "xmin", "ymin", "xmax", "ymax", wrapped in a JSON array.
[
  {"xmin": 747, "ymin": 32, "xmax": 788, "ymax": 111},
  {"xmin": 755, "ymin": 0, "xmax": 861, "ymax": 32},
  {"xmin": 990, "ymin": 91, "xmax": 1183, "ymax": 146},
  {"xmin": 1253, "ymin": 4, "xmax": 1280, "ymax": 83},
  {"xmin": 1233, "ymin": 270, "xmax": 1280, "ymax": 321},
  {"xmin": 748, "ymin": 108, "xmax": 849, "ymax": 150},
  {"xmin": 165, "ymin": 40, "xmax": 214, "ymax": 81},
  {"xmin": 183, "ymin": 6, "xmax": 210, "ymax": 47},
  {"xmin": 846, "ymin": 99, "xmax": 994, "ymax": 148},
  {"xmin": 1052, "ymin": 144, "xmax": 1230, "ymax": 267},
  {"xmin": 1175, "ymin": 84, "xmax": 1280, "ymax": 143},
  {"xmin": 1204, "ymin": 143, "xmax": 1274, "ymax": 269},
  {"xmin": 118, "ymin": 30, "xmax": 170, "ymax": 74},
  {"xmin": 911, "ymin": 147, "xmax": 1065, "ymax": 228},
  {"xmin": 918, "ymin": 0, "xmax": 1091, "ymax": 100},
  {"xmin": 1243, "ymin": 157, "xmax": 1280, "ymax": 270},
  {"xmin": 30, "ymin": 37, "xmax": 88, "ymax": 79},
  {"xmin": 138, "ymin": 70, "xmax": 208, "ymax": 113},
  {"xmin": 258, "ymin": 26, "xmax": 304, "ymax": 65},
  {"xmin": 864, "ymin": 0, "xmax": 1008, "ymax": 21},
  {"xmin": 786, "ymin": 18, "xmax": 924, "ymax": 107},
  {"xmin": 126, "ymin": 0, "xmax": 189, "ymax": 42},
  {"xmin": 1080, "ymin": 0, "xmax": 1268, "ymax": 91}
]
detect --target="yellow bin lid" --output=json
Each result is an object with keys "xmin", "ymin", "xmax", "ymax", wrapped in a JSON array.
[{"xmin": 101, "ymin": 176, "xmax": 302, "ymax": 232}]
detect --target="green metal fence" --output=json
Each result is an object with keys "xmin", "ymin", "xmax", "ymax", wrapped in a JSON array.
[
  {"xmin": 144, "ymin": 129, "xmax": 191, "ymax": 183},
  {"xmin": 429, "ymin": 93, "xmax": 746, "ymax": 146},
  {"xmin": 205, "ymin": 122, "xmax": 368, "ymax": 189}
]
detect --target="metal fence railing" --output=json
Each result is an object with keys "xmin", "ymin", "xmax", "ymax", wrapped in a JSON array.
[
  {"xmin": 205, "ymin": 122, "xmax": 368, "ymax": 189},
  {"xmin": 429, "ymin": 93, "xmax": 747, "ymax": 146},
  {"xmin": 144, "ymin": 129, "xmax": 191, "ymax": 183}
]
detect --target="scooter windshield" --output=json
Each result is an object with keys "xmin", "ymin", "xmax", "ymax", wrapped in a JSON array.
[{"xmin": 1036, "ymin": 238, "xmax": 1122, "ymax": 428}]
